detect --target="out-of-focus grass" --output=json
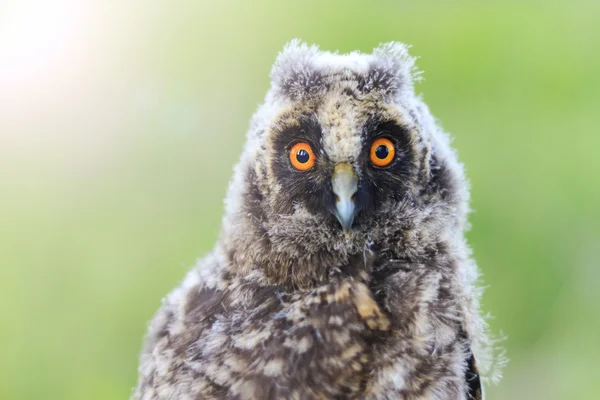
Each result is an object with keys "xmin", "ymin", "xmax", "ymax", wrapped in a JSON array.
[{"xmin": 0, "ymin": 1, "xmax": 599, "ymax": 399}]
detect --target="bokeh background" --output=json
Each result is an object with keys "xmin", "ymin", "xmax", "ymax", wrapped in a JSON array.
[{"xmin": 1, "ymin": 0, "xmax": 599, "ymax": 399}]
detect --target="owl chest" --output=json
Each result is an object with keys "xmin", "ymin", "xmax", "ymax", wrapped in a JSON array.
[
  {"xmin": 182, "ymin": 280, "xmax": 389, "ymax": 399},
  {"xmin": 183, "ymin": 266, "xmax": 461, "ymax": 399},
  {"xmin": 227, "ymin": 279, "xmax": 453, "ymax": 398}
]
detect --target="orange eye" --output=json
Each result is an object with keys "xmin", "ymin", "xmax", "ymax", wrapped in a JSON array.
[
  {"xmin": 370, "ymin": 138, "xmax": 395, "ymax": 167},
  {"xmin": 290, "ymin": 142, "xmax": 316, "ymax": 171}
]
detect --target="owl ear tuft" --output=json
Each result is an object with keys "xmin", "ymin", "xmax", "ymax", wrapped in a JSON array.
[
  {"xmin": 269, "ymin": 40, "xmax": 421, "ymax": 101},
  {"xmin": 270, "ymin": 39, "xmax": 326, "ymax": 100},
  {"xmin": 360, "ymin": 42, "xmax": 421, "ymax": 97}
]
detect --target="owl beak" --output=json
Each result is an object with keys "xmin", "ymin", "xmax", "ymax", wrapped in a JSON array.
[{"xmin": 332, "ymin": 163, "xmax": 358, "ymax": 235}]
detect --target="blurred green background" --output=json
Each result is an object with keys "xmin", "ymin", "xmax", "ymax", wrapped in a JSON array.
[{"xmin": 1, "ymin": 0, "xmax": 599, "ymax": 399}]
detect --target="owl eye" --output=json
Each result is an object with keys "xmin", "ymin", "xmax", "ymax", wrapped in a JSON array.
[
  {"xmin": 290, "ymin": 142, "xmax": 316, "ymax": 171},
  {"xmin": 370, "ymin": 138, "xmax": 395, "ymax": 167}
]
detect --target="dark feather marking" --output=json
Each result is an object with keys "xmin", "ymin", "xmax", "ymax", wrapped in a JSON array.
[{"xmin": 466, "ymin": 350, "xmax": 483, "ymax": 400}]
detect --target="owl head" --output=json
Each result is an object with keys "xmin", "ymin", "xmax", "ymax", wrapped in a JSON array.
[{"xmin": 219, "ymin": 40, "xmax": 470, "ymax": 288}]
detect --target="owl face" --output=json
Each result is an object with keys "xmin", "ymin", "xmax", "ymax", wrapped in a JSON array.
[
  {"xmin": 222, "ymin": 41, "xmax": 467, "ymax": 286},
  {"xmin": 265, "ymin": 95, "xmax": 421, "ymax": 237}
]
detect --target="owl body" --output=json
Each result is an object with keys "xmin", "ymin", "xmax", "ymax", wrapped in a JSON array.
[{"xmin": 135, "ymin": 41, "xmax": 501, "ymax": 399}]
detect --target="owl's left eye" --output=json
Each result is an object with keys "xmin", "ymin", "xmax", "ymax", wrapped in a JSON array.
[
  {"xmin": 370, "ymin": 138, "xmax": 395, "ymax": 167},
  {"xmin": 290, "ymin": 142, "xmax": 316, "ymax": 171}
]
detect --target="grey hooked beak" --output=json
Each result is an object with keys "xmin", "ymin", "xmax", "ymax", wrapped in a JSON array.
[{"xmin": 332, "ymin": 163, "xmax": 358, "ymax": 235}]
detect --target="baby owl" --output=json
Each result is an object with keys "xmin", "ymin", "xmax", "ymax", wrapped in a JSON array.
[{"xmin": 134, "ymin": 41, "xmax": 503, "ymax": 399}]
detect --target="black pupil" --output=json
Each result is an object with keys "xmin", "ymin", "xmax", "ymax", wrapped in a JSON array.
[
  {"xmin": 375, "ymin": 145, "xmax": 389, "ymax": 159},
  {"xmin": 296, "ymin": 149, "xmax": 310, "ymax": 163}
]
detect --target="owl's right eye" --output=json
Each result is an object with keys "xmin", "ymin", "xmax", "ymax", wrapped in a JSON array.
[
  {"xmin": 290, "ymin": 142, "xmax": 315, "ymax": 171},
  {"xmin": 370, "ymin": 137, "xmax": 395, "ymax": 168}
]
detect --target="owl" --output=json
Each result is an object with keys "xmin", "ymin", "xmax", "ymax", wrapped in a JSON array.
[{"xmin": 134, "ymin": 41, "xmax": 504, "ymax": 400}]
